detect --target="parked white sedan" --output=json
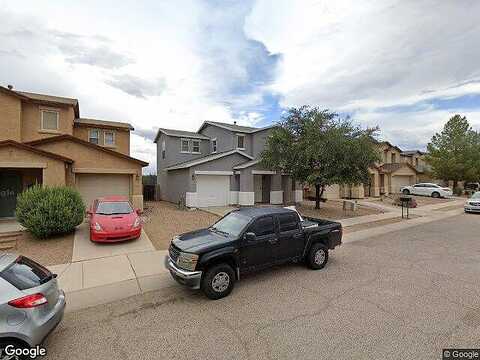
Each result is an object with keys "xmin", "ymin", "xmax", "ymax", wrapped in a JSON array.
[
  {"xmin": 465, "ymin": 191, "xmax": 480, "ymax": 213},
  {"xmin": 400, "ymin": 183, "xmax": 453, "ymax": 198}
]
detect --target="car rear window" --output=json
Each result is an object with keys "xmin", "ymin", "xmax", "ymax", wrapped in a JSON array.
[
  {"xmin": 96, "ymin": 201, "xmax": 133, "ymax": 215},
  {"xmin": 0, "ymin": 256, "xmax": 53, "ymax": 290},
  {"xmin": 278, "ymin": 213, "xmax": 299, "ymax": 232}
]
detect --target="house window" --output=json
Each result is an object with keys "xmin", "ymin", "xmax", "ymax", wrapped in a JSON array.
[
  {"xmin": 181, "ymin": 139, "xmax": 190, "ymax": 153},
  {"xmin": 104, "ymin": 131, "xmax": 115, "ymax": 146},
  {"xmin": 192, "ymin": 140, "xmax": 201, "ymax": 154},
  {"xmin": 391, "ymin": 153, "xmax": 397, "ymax": 163},
  {"xmin": 41, "ymin": 110, "xmax": 59, "ymax": 130},
  {"xmin": 237, "ymin": 135, "xmax": 245, "ymax": 149},
  {"xmin": 212, "ymin": 138, "xmax": 217, "ymax": 153},
  {"xmin": 89, "ymin": 129, "xmax": 100, "ymax": 144},
  {"xmin": 162, "ymin": 140, "xmax": 166, "ymax": 159}
]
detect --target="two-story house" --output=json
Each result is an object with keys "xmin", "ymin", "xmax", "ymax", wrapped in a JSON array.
[
  {"xmin": 0, "ymin": 85, "xmax": 148, "ymax": 218},
  {"xmin": 154, "ymin": 121, "xmax": 303, "ymax": 208}
]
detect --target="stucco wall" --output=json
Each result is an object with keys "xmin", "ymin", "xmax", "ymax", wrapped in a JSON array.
[
  {"xmin": 163, "ymin": 168, "xmax": 190, "ymax": 203},
  {"xmin": 0, "ymin": 92, "xmax": 22, "ymax": 141},
  {"xmin": 21, "ymin": 103, "xmax": 75, "ymax": 142},
  {"xmin": 73, "ymin": 126, "xmax": 130, "ymax": 155},
  {"xmin": 252, "ymin": 128, "xmax": 273, "ymax": 158},
  {"xmin": 200, "ymin": 124, "xmax": 253, "ymax": 155}
]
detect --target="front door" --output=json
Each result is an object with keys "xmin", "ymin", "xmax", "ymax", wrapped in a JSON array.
[
  {"xmin": 239, "ymin": 215, "xmax": 277, "ymax": 271},
  {"xmin": 0, "ymin": 171, "xmax": 22, "ymax": 218}
]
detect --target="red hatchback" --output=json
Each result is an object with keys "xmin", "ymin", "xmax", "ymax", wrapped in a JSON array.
[{"xmin": 88, "ymin": 196, "xmax": 143, "ymax": 243}]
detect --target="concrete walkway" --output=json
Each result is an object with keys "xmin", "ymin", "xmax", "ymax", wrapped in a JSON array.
[
  {"xmin": 72, "ymin": 222, "xmax": 155, "ymax": 262},
  {"xmin": 0, "ymin": 220, "xmax": 24, "ymax": 234}
]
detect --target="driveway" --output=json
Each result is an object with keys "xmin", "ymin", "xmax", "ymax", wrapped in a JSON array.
[{"xmin": 45, "ymin": 213, "xmax": 480, "ymax": 360}]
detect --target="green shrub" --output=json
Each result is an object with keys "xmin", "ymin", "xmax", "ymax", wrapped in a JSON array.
[
  {"xmin": 453, "ymin": 187, "xmax": 463, "ymax": 196},
  {"xmin": 16, "ymin": 185, "xmax": 85, "ymax": 238}
]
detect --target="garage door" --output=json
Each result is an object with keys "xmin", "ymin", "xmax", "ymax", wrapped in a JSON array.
[
  {"xmin": 76, "ymin": 174, "xmax": 130, "ymax": 208},
  {"xmin": 391, "ymin": 175, "xmax": 412, "ymax": 193},
  {"xmin": 196, "ymin": 175, "xmax": 230, "ymax": 207}
]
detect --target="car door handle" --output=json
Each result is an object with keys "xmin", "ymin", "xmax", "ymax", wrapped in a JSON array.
[
  {"xmin": 268, "ymin": 238, "xmax": 278, "ymax": 244},
  {"xmin": 293, "ymin": 234, "xmax": 303, "ymax": 239}
]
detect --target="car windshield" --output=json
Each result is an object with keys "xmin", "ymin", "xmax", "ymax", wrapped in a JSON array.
[
  {"xmin": 210, "ymin": 212, "xmax": 251, "ymax": 237},
  {"xmin": 471, "ymin": 192, "xmax": 480, "ymax": 199},
  {"xmin": 96, "ymin": 201, "xmax": 133, "ymax": 215}
]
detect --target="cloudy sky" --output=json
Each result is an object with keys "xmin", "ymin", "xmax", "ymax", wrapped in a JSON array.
[{"xmin": 1, "ymin": 0, "xmax": 480, "ymax": 173}]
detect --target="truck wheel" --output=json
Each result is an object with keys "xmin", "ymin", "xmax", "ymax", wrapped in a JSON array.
[
  {"xmin": 307, "ymin": 243, "xmax": 329, "ymax": 270},
  {"xmin": 201, "ymin": 263, "xmax": 235, "ymax": 300}
]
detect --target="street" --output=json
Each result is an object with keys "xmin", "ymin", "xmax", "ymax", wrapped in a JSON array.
[{"xmin": 45, "ymin": 213, "xmax": 480, "ymax": 360}]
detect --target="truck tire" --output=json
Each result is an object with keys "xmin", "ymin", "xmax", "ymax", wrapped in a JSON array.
[
  {"xmin": 201, "ymin": 263, "xmax": 235, "ymax": 300},
  {"xmin": 307, "ymin": 243, "xmax": 329, "ymax": 270}
]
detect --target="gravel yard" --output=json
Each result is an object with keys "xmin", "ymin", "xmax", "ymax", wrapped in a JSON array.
[
  {"xmin": 297, "ymin": 199, "xmax": 382, "ymax": 220},
  {"xmin": 15, "ymin": 231, "xmax": 74, "ymax": 266},
  {"xmin": 143, "ymin": 201, "xmax": 220, "ymax": 250}
]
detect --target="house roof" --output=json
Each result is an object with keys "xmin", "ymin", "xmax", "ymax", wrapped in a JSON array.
[
  {"xmin": 377, "ymin": 140, "xmax": 403, "ymax": 153},
  {"xmin": 401, "ymin": 150, "xmax": 425, "ymax": 156},
  {"xmin": 154, "ymin": 128, "xmax": 210, "ymax": 142},
  {"xmin": 25, "ymin": 135, "xmax": 148, "ymax": 166},
  {"xmin": 0, "ymin": 140, "xmax": 74, "ymax": 163},
  {"xmin": 165, "ymin": 149, "xmax": 253, "ymax": 171},
  {"xmin": 198, "ymin": 120, "xmax": 276, "ymax": 134},
  {"xmin": 379, "ymin": 162, "xmax": 417, "ymax": 174},
  {"xmin": 233, "ymin": 158, "xmax": 261, "ymax": 170},
  {"xmin": 75, "ymin": 118, "xmax": 134, "ymax": 131}
]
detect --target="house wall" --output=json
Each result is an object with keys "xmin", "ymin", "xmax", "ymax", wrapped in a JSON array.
[
  {"xmin": 73, "ymin": 126, "xmax": 130, "ymax": 155},
  {"xmin": 199, "ymin": 124, "xmax": 253, "ymax": 155},
  {"xmin": 252, "ymin": 128, "xmax": 273, "ymax": 158},
  {"xmin": 21, "ymin": 102, "xmax": 75, "ymax": 142},
  {"xmin": 163, "ymin": 168, "xmax": 190, "ymax": 204},
  {"xmin": 0, "ymin": 92, "xmax": 22, "ymax": 141}
]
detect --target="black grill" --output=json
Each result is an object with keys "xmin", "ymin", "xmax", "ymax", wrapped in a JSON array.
[
  {"xmin": 471, "ymin": 202, "xmax": 480, "ymax": 206},
  {"xmin": 169, "ymin": 244, "xmax": 180, "ymax": 262}
]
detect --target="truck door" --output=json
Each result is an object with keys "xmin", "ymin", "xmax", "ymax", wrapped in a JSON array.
[
  {"xmin": 240, "ymin": 215, "xmax": 277, "ymax": 271},
  {"xmin": 275, "ymin": 213, "xmax": 304, "ymax": 262}
]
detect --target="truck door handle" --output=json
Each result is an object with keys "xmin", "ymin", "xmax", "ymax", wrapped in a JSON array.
[
  {"xmin": 293, "ymin": 234, "xmax": 302, "ymax": 239},
  {"xmin": 268, "ymin": 238, "xmax": 278, "ymax": 244}
]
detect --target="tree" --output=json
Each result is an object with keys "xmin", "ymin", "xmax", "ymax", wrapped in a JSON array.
[
  {"xmin": 261, "ymin": 106, "xmax": 380, "ymax": 209},
  {"xmin": 426, "ymin": 114, "xmax": 479, "ymax": 188}
]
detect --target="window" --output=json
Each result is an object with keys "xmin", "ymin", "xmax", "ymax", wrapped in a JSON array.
[
  {"xmin": 95, "ymin": 201, "xmax": 133, "ymax": 215},
  {"xmin": 181, "ymin": 139, "xmax": 190, "ymax": 153},
  {"xmin": 249, "ymin": 216, "xmax": 275, "ymax": 237},
  {"xmin": 211, "ymin": 212, "xmax": 251, "ymax": 237},
  {"xmin": 41, "ymin": 110, "xmax": 59, "ymax": 130},
  {"xmin": 0, "ymin": 256, "xmax": 52, "ymax": 290},
  {"xmin": 414, "ymin": 184, "xmax": 425, "ymax": 188},
  {"xmin": 212, "ymin": 138, "xmax": 217, "ymax": 153},
  {"xmin": 391, "ymin": 153, "xmax": 396, "ymax": 163},
  {"xmin": 104, "ymin": 131, "xmax": 115, "ymax": 146},
  {"xmin": 162, "ymin": 140, "xmax": 166, "ymax": 159},
  {"xmin": 192, "ymin": 140, "xmax": 200, "ymax": 154},
  {"xmin": 89, "ymin": 129, "xmax": 100, "ymax": 144},
  {"xmin": 278, "ymin": 213, "xmax": 299, "ymax": 232},
  {"xmin": 237, "ymin": 135, "xmax": 245, "ymax": 149}
]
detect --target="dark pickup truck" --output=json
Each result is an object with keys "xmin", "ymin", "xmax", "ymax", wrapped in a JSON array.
[{"xmin": 165, "ymin": 207, "xmax": 342, "ymax": 299}]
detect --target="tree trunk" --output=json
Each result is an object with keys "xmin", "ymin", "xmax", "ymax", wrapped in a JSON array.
[
  {"xmin": 453, "ymin": 180, "xmax": 458, "ymax": 190},
  {"xmin": 315, "ymin": 184, "xmax": 320, "ymax": 209}
]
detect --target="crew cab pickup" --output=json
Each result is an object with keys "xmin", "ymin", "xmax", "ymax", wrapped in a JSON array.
[{"xmin": 165, "ymin": 207, "xmax": 342, "ymax": 299}]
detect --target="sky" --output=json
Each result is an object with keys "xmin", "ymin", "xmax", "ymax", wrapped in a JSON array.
[{"xmin": 2, "ymin": 0, "xmax": 480, "ymax": 174}]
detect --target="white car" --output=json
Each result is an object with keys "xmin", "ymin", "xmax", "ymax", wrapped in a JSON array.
[
  {"xmin": 464, "ymin": 191, "xmax": 480, "ymax": 213},
  {"xmin": 400, "ymin": 183, "xmax": 453, "ymax": 198}
]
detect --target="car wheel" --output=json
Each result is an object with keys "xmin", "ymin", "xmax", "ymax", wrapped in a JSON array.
[
  {"xmin": 0, "ymin": 340, "xmax": 26, "ymax": 360},
  {"xmin": 402, "ymin": 189, "xmax": 410, "ymax": 195},
  {"xmin": 201, "ymin": 263, "xmax": 235, "ymax": 300},
  {"xmin": 431, "ymin": 191, "xmax": 440, "ymax": 198},
  {"xmin": 307, "ymin": 243, "xmax": 329, "ymax": 270}
]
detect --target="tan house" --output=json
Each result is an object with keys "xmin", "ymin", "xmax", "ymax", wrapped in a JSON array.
[{"xmin": 0, "ymin": 85, "xmax": 148, "ymax": 218}]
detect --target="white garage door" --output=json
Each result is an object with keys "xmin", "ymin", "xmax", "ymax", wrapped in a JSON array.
[
  {"xmin": 196, "ymin": 175, "xmax": 230, "ymax": 207},
  {"xmin": 391, "ymin": 175, "xmax": 412, "ymax": 193},
  {"xmin": 76, "ymin": 174, "xmax": 130, "ymax": 208}
]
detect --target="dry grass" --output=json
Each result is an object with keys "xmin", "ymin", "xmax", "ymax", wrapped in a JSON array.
[
  {"xmin": 15, "ymin": 231, "xmax": 74, "ymax": 266},
  {"xmin": 297, "ymin": 200, "xmax": 382, "ymax": 220},
  {"xmin": 143, "ymin": 201, "xmax": 220, "ymax": 250}
]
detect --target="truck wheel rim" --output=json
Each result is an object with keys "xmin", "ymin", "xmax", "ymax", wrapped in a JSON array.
[
  {"xmin": 212, "ymin": 272, "xmax": 230, "ymax": 292},
  {"xmin": 315, "ymin": 249, "xmax": 325, "ymax": 265}
]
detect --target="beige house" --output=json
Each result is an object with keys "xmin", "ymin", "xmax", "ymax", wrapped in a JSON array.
[
  {"xmin": 306, "ymin": 141, "xmax": 425, "ymax": 200},
  {"xmin": 0, "ymin": 85, "xmax": 148, "ymax": 218}
]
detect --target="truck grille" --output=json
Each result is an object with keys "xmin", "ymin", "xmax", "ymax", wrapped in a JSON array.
[{"xmin": 169, "ymin": 244, "xmax": 181, "ymax": 262}]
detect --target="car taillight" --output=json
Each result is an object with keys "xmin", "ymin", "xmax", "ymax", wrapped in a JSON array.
[{"xmin": 8, "ymin": 293, "xmax": 48, "ymax": 308}]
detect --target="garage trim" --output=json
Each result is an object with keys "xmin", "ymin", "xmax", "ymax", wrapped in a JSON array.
[
  {"xmin": 194, "ymin": 170, "xmax": 233, "ymax": 176},
  {"xmin": 73, "ymin": 167, "xmax": 138, "ymax": 174}
]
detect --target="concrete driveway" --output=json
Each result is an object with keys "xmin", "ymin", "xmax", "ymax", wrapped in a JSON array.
[{"xmin": 45, "ymin": 213, "xmax": 480, "ymax": 360}]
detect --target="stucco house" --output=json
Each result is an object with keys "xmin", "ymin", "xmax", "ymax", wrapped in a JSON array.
[
  {"xmin": 0, "ymin": 85, "xmax": 148, "ymax": 218},
  {"xmin": 155, "ymin": 121, "xmax": 303, "ymax": 208}
]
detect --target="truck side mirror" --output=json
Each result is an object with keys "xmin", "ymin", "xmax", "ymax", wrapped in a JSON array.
[{"xmin": 245, "ymin": 232, "xmax": 256, "ymax": 242}]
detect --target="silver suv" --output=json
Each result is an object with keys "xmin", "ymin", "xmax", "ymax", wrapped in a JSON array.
[{"xmin": 0, "ymin": 254, "xmax": 65, "ymax": 359}]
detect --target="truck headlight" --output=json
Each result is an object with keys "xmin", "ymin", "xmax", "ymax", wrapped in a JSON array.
[{"xmin": 177, "ymin": 252, "xmax": 199, "ymax": 271}]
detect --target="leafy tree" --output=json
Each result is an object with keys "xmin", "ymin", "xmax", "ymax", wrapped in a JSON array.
[
  {"xmin": 261, "ymin": 106, "xmax": 380, "ymax": 209},
  {"xmin": 426, "ymin": 115, "xmax": 479, "ymax": 188}
]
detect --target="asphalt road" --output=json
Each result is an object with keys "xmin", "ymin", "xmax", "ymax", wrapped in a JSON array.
[{"xmin": 45, "ymin": 213, "xmax": 480, "ymax": 360}]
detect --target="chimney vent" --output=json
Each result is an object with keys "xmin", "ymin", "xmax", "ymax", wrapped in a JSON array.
[
  {"xmin": 7, "ymin": 84, "xmax": 13, "ymax": 90},
  {"xmin": 233, "ymin": 120, "xmax": 237, "ymax": 125}
]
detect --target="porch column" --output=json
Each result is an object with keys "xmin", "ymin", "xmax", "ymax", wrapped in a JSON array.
[
  {"xmin": 239, "ymin": 169, "xmax": 254, "ymax": 206},
  {"xmin": 294, "ymin": 180, "xmax": 303, "ymax": 203},
  {"xmin": 372, "ymin": 172, "xmax": 380, "ymax": 197},
  {"xmin": 270, "ymin": 174, "xmax": 283, "ymax": 204}
]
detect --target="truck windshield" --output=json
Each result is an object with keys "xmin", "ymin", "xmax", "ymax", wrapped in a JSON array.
[{"xmin": 210, "ymin": 212, "xmax": 251, "ymax": 237}]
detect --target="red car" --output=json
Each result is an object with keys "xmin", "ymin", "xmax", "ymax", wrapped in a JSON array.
[{"xmin": 88, "ymin": 196, "xmax": 143, "ymax": 242}]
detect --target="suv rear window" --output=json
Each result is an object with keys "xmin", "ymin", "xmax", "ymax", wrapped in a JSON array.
[
  {"xmin": 0, "ymin": 256, "xmax": 53, "ymax": 290},
  {"xmin": 278, "ymin": 213, "xmax": 299, "ymax": 232}
]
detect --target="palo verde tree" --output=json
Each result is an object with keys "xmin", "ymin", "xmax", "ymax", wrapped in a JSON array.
[
  {"xmin": 261, "ymin": 106, "xmax": 380, "ymax": 209},
  {"xmin": 426, "ymin": 114, "xmax": 480, "ymax": 188}
]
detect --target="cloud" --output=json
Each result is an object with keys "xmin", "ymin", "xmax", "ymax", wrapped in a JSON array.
[{"xmin": 105, "ymin": 75, "xmax": 166, "ymax": 99}]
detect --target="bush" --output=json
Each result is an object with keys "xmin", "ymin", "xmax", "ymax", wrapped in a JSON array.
[
  {"xmin": 453, "ymin": 187, "xmax": 463, "ymax": 196},
  {"xmin": 16, "ymin": 185, "xmax": 85, "ymax": 238}
]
